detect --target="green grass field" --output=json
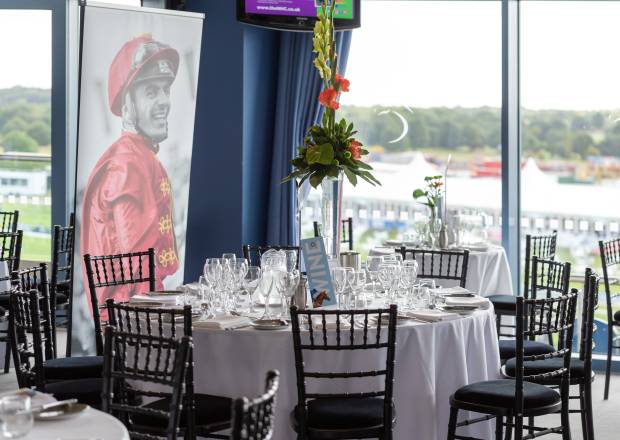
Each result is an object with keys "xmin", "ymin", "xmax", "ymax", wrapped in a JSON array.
[{"xmin": 0, "ymin": 202, "xmax": 51, "ymax": 262}]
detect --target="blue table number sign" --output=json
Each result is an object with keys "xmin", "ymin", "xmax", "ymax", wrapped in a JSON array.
[{"xmin": 301, "ymin": 237, "xmax": 337, "ymax": 308}]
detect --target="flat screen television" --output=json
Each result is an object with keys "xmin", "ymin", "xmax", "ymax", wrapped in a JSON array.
[{"xmin": 237, "ymin": 0, "xmax": 360, "ymax": 31}]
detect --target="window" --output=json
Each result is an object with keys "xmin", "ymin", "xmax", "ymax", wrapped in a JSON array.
[
  {"xmin": 304, "ymin": 0, "xmax": 502, "ymax": 259},
  {"xmin": 0, "ymin": 9, "xmax": 52, "ymax": 261},
  {"xmin": 521, "ymin": 0, "xmax": 620, "ymax": 358}
]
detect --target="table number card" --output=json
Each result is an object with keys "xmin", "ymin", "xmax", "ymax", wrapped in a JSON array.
[{"xmin": 300, "ymin": 237, "xmax": 337, "ymax": 308}]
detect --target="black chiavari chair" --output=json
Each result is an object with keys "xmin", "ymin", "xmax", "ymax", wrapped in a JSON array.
[
  {"xmin": 447, "ymin": 291, "xmax": 578, "ymax": 440},
  {"xmin": 242, "ymin": 245, "xmax": 301, "ymax": 269},
  {"xmin": 14, "ymin": 263, "xmax": 104, "ymax": 382},
  {"xmin": 84, "ymin": 248, "xmax": 156, "ymax": 356},
  {"xmin": 0, "ymin": 211, "xmax": 18, "ymax": 234},
  {"xmin": 397, "ymin": 247, "xmax": 469, "ymax": 288},
  {"xmin": 313, "ymin": 217, "xmax": 354, "ymax": 251},
  {"xmin": 102, "ymin": 325, "xmax": 191, "ymax": 440},
  {"xmin": 503, "ymin": 269, "xmax": 598, "ymax": 440},
  {"xmin": 51, "ymin": 213, "xmax": 74, "ymax": 354},
  {"xmin": 498, "ymin": 257, "xmax": 571, "ymax": 363},
  {"xmin": 230, "ymin": 370, "xmax": 280, "ymax": 440},
  {"xmin": 106, "ymin": 300, "xmax": 232, "ymax": 439},
  {"xmin": 0, "ymin": 230, "xmax": 23, "ymax": 373},
  {"xmin": 290, "ymin": 305, "xmax": 398, "ymax": 439},
  {"xmin": 489, "ymin": 231, "xmax": 558, "ymax": 338},
  {"xmin": 599, "ymin": 237, "xmax": 620, "ymax": 400},
  {"xmin": 9, "ymin": 288, "xmax": 102, "ymax": 405}
]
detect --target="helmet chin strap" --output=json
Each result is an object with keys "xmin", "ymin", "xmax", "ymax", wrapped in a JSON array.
[{"xmin": 121, "ymin": 92, "xmax": 138, "ymax": 134}]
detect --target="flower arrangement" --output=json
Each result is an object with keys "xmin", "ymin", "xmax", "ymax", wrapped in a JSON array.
[
  {"xmin": 282, "ymin": 0, "xmax": 380, "ymax": 189},
  {"xmin": 412, "ymin": 175, "xmax": 444, "ymax": 217}
]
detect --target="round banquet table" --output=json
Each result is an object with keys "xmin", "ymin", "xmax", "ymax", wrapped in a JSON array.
[
  {"xmin": 24, "ymin": 407, "xmax": 129, "ymax": 440},
  {"xmin": 370, "ymin": 245, "xmax": 513, "ymax": 297},
  {"xmin": 192, "ymin": 307, "xmax": 501, "ymax": 440}
]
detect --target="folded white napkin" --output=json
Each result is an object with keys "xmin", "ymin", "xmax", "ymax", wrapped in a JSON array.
[
  {"xmin": 445, "ymin": 296, "xmax": 491, "ymax": 310},
  {"xmin": 400, "ymin": 309, "xmax": 460, "ymax": 322},
  {"xmin": 432, "ymin": 286, "xmax": 471, "ymax": 296},
  {"xmin": 311, "ymin": 315, "xmax": 352, "ymax": 330},
  {"xmin": 193, "ymin": 315, "xmax": 251, "ymax": 330},
  {"xmin": 129, "ymin": 294, "xmax": 178, "ymax": 306}
]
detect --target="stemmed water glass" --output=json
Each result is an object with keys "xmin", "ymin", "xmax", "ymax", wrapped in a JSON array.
[
  {"xmin": 350, "ymin": 269, "xmax": 367, "ymax": 307},
  {"xmin": 257, "ymin": 267, "xmax": 279, "ymax": 320},
  {"xmin": 378, "ymin": 263, "xmax": 399, "ymax": 305},
  {"xmin": 243, "ymin": 266, "xmax": 261, "ymax": 314},
  {"xmin": 331, "ymin": 267, "xmax": 347, "ymax": 308},
  {"xmin": 401, "ymin": 264, "xmax": 418, "ymax": 309},
  {"xmin": 365, "ymin": 256, "xmax": 383, "ymax": 299},
  {"xmin": 222, "ymin": 253, "xmax": 237, "ymax": 265},
  {"xmin": 280, "ymin": 269, "xmax": 300, "ymax": 319},
  {"xmin": 204, "ymin": 258, "xmax": 222, "ymax": 312}
]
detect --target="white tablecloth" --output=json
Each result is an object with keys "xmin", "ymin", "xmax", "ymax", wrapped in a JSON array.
[
  {"xmin": 192, "ymin": 307, "xmax": 501, "ymax": 440},
  {"xmin": 370, "ymin": 245, "xmax": 513, "ymax": 297},
  {"xmin": 24, "ymin": 407, "xmax": 129, "ymax": 440}
]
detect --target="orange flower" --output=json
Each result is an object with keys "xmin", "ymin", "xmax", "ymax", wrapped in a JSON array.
[
  {"xmin": 349, "ymin": 139, "xmax": 362, "ymax": 160},
  {"xmin": 318, "ymin": 87, "xmax": 339, "ymax": 109},
  {"xmin": 335, "ymin": 74, "xmax": 350, "ymax": 92}
]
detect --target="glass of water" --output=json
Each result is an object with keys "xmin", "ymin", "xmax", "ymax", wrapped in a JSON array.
[{"xmin": 0, "ymin": 395, "xmax": 33, "ymax": 438}]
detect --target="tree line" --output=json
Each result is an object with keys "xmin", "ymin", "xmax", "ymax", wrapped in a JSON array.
[
  {"xmin": 339, "ymin": 105, "xmax": 620, "ymax": 159},
  {"xmin": 0, "ymin": 87, "xmax": 51, "ymax": 153}
]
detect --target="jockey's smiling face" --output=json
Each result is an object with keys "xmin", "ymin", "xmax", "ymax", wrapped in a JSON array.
[{"xmin": 132, "ymin": 78, "xmax": 171, "ymax": 143}]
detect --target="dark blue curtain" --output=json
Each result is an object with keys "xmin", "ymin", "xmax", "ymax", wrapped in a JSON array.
[{"xmin": 266, "ymin": 31, "xmax": 352, "ymax": 246}]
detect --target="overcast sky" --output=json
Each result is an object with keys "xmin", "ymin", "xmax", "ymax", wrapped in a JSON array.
[{"xmin": 2, "ymin": 1, "xmax": 620, "ymax": 111}]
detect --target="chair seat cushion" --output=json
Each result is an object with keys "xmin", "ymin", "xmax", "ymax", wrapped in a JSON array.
[
  {"xmin": 498, "ymin": 339, "xmax": 555, "ymax": 361},
  {"xmin": 44, "ymin": 356, "xmax": 103, "ymax": 380},
  {"xmin": 293, "ymin": 397, "xmax": 388, "ymax": 431},
  {"xmin": 504, "ymin": 357, "xmax": 586, "ymax": 379},
  {"xmin": 44, "ymin": 378, "xmax": 103, "ymax": 407},
  {"xmin": 453, "ymin": 379, "xmax": 560, "ymax": 410},
  {"xmin": 132, "ymin": 393, "xmax": 231, "ymax": 429},
  {"xmin": 614, "ymin": 309, "xmax": 620, "ymax": 323},
  {"xmin": 488, "ymin": 295, "xmax": 516, "ymax": 313},
  {"xmin": 0, "ymin": 294, "xmax": 8, "ymax": 308}
]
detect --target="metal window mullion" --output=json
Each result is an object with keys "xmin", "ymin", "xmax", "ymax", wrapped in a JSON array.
[{"xmin": 502, "ymin": 0, "xmax": 521, "ymax": 296}]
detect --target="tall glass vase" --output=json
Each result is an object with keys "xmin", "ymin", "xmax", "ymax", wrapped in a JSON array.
[{"xmin": 319, "ymin": 173, "xmax": 344, "ymax": 261}]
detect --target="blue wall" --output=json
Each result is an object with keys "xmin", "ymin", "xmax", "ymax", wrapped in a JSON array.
[{"xmin": 184, "ymin": 0, "xmax": 279, "ymax": 280}]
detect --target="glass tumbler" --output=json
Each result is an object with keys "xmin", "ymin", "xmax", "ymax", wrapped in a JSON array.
[{"xmin": 0, "ymin": 395, "xmax": 33, "ymax": 438}]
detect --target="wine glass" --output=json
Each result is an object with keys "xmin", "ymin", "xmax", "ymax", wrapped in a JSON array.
[
  {"xmin": 257, "ymin": 268, "xmax": 277, "ymax": 320},
  {"xmin": 351, "ymin": 269, "xmax": 367, "ymax": 308},
  {"xmin": 378, "ymin": 263, "xmax": 399, "ymax": 305},
  {"xmin": 222, "ymin": 253, "xmax": 237, "ymax": 265},
  {"xmin": 204, "ymin": 258, "xmax": 222, "ymax": 310},
  {"xmin": 330, "ymin": 267, "xmax": 347, "ymax": 308},
  {"xmin": 280, "ymin": 269, "xmax": 300, "ymax": 319},
  {"xmin": 366, "ymin": 256, "xmax": 383, "ymax": 298},
  {"xmin": 401, "ymin": 265, "xmax": 418, "ymax": 310},
  {"xmin": 283, "ymin": 249, "xmax": 298, "ymax": 273},
  {"xmin": 243, "ymin": 266, "xmax": 261, "ymax": 314}
]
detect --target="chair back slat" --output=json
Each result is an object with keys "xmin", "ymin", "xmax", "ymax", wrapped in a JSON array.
[
  {"xmin": 0, "ymin": 230, "xmax": 23, "ymax": 274},
  {"xmin": 106, "ymin": 300, "xmax": 196, "ymax": 438},
  {"xmin": 102, "ymin": 325, "xmax": 190, "ymax": 440},
  {"xmin": 397, "ymin": 247, "xmax": 469, "ymax": 288},
  {"xmin": 530, "ymin": 257, "xmax": 571, "ymax": 300},
  {"xmin": 523, "ymin": 231, "xmax": 557, "ymax": 297},
  {"xmin": 290, "ymin": 305, "xmax": 397, "ymax": 437},
  {"xmin": 579, "ymin": 269, "xmax": 599, "ymax": 377},
  {"xmin": 514, "ymin": 290, "xmax": 577, "ymax": 415},
  {"xmin": 230, "ymin": 371, "xmax": 280, "ymax": 440},
  {"xmin": 84, "ymin": 248, "xmax": 156, "ymax": 356},
  {"xmin": 9, "ymin": 288, "xmax": 52, "ymax": 390},
  {"xmin": 0, "ymin": 211, "xmax": 18, "ymax": 234}
]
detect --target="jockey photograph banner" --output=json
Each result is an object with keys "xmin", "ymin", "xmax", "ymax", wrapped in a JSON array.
[{"xmin": 72, "ymin": 2, "xmax": 204, "ymax": 354}]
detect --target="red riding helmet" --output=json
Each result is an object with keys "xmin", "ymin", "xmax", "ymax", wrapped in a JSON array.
[{"xmin": 108, "ymin": 34, "xmax": 179, "ymax": 117}]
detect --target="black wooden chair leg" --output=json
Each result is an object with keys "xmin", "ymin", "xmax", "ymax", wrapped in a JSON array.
[
  {"xmin": 605, "ymin": 322, "xmax": 613, "ymax": 400},
  {"xmin": 561, "ymin": 387, "xmax": 572, "ymax": 440},
  {"xmin": 527, "ymin": 416, "xmax": 535, "ymax": 436},
  {"xmin": 496, "ymin": 416, "xmax": 503, "ymax": 440},
  {"xmin": 579, "ymin": 384, "xmax": 588, "ymax": 440},
  {"xmin": 504, "ymin": 415, "xmax": 513, "ymax": 440},
  {"xmin": 447, "ymin": 407, "xmax": 458, "ymax": 440},
  {"xmin": 3, "ymin": 344, "xmax": 9, "ymax": 373},
  {"xmin": 584, "ymin": 381, "xmax": 595, "ymax": 440},
  {"xmin": 515, "ymin": 415, "xmax": 523, "ymax": 440}
]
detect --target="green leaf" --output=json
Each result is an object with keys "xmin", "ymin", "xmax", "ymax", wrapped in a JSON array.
[
  {"xmin": 343, "ymin": 167, "xmax": 357, "ymax": 186},
  {"xmin": 306, "ymin": 143, "xmax": 334, "ymax": 165},
  {"xmin": 412, "ymin": 189, "xmax": 426, "ymax": 199},
  {"xmin": 354, "ymin": 160, "xmax": 373, "ymax": 170},
  {"xmin": 309, "ymin": 169, "xmax": 327, "ymax": 188}
]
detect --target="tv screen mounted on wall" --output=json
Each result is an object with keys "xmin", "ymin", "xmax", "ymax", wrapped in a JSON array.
[{"xmin": 237, "ymin": 0, "xmax": 361, "ymax": 32}]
